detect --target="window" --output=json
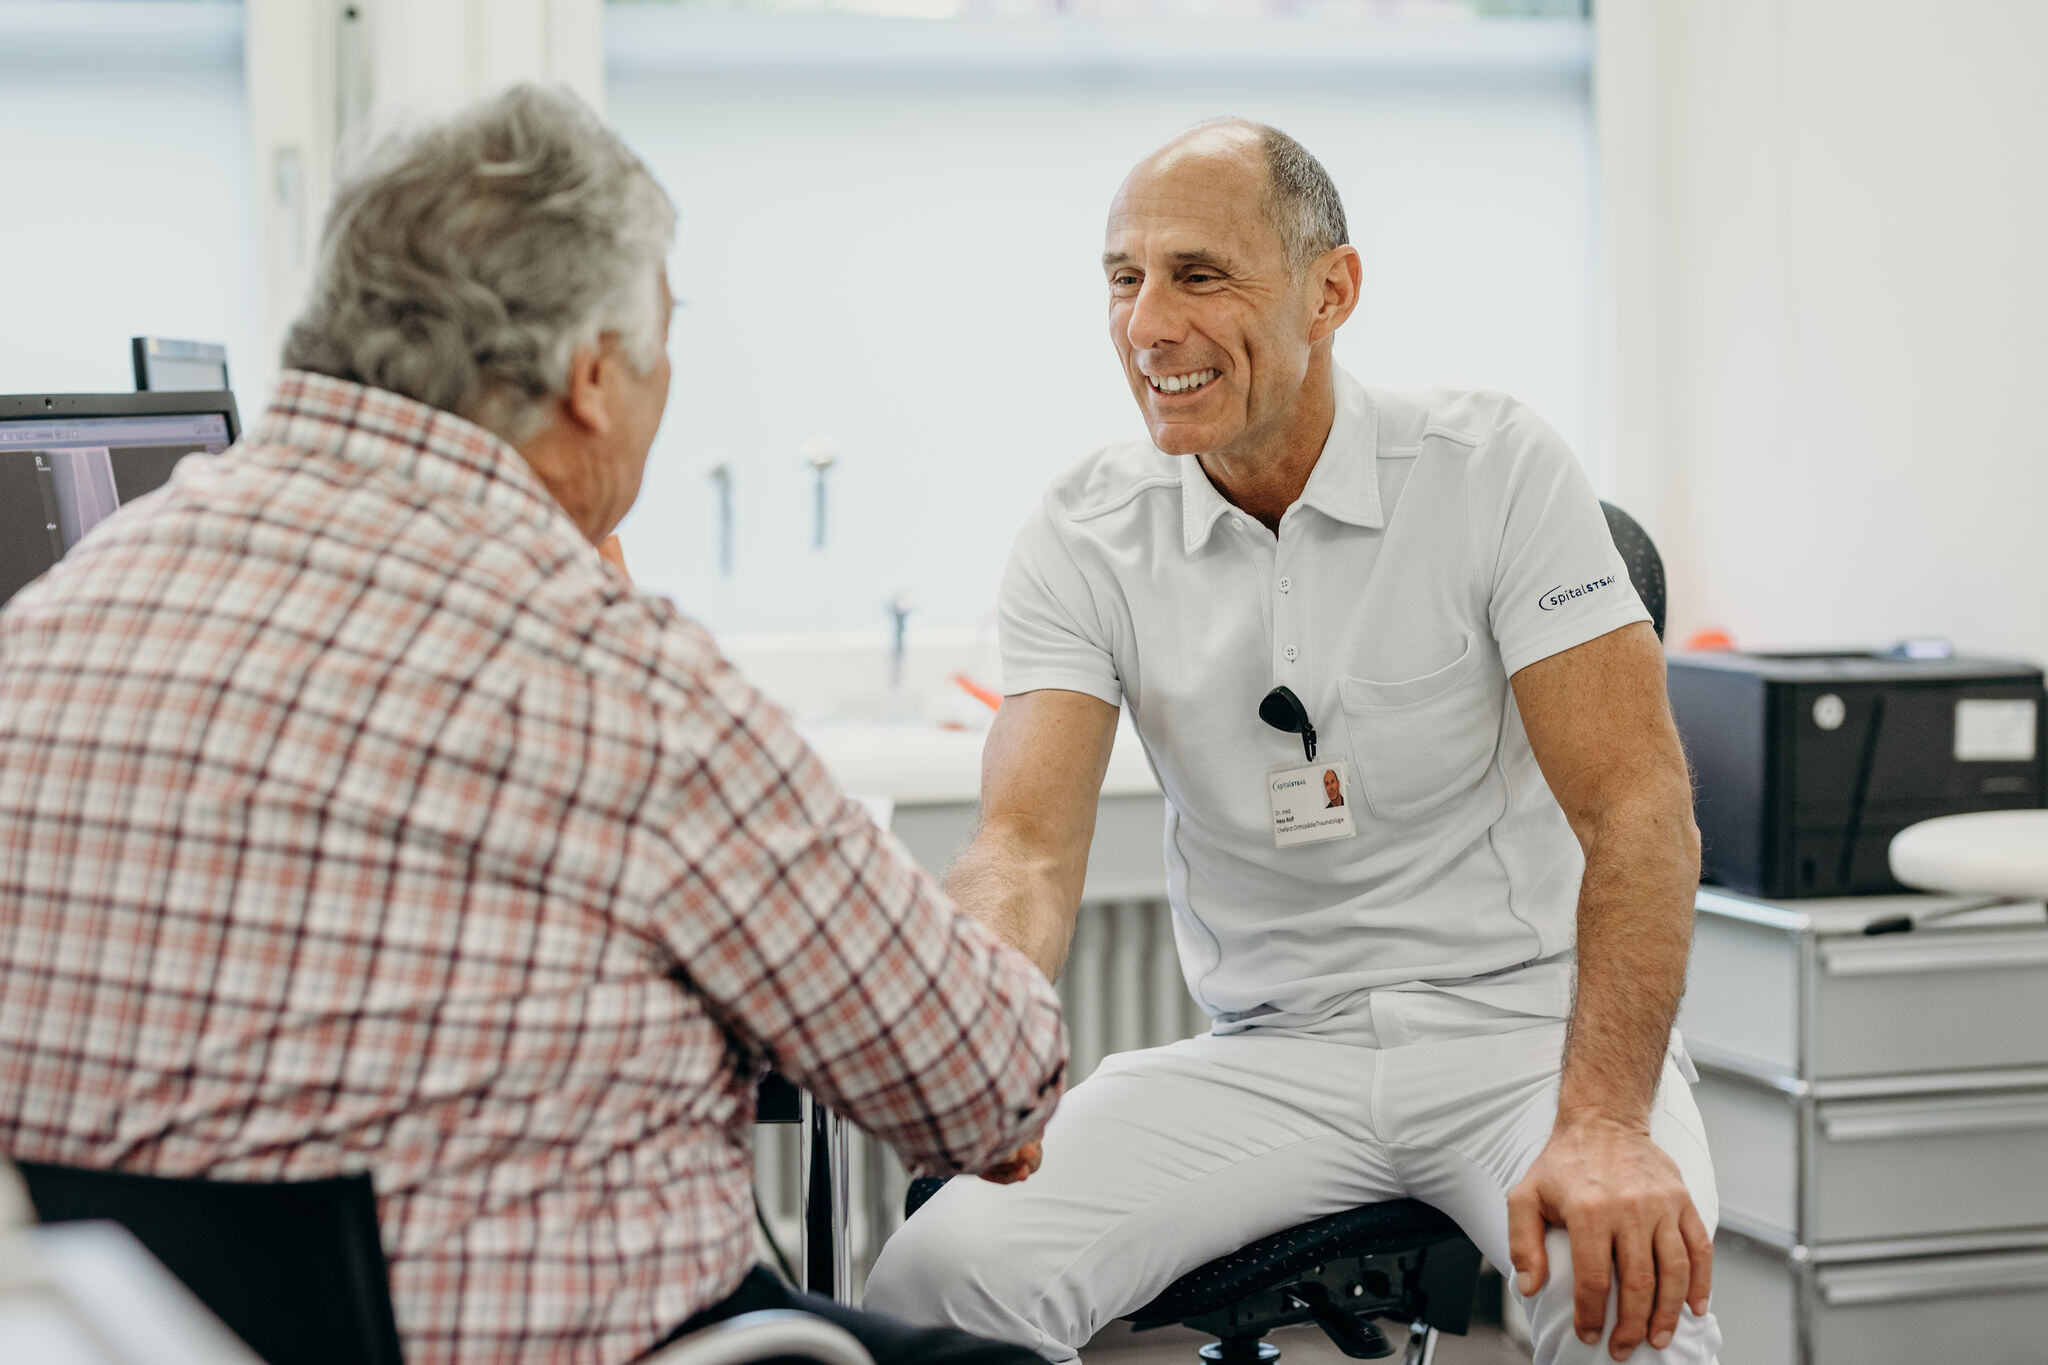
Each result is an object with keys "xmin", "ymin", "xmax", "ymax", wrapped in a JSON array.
[
  {"xmin": 606, "ymin": 0, "xmax": 1594, "ymax": 635},
  {"xmin": 0, "ymin": 2, "xmax": 262, "ymax": 415}
]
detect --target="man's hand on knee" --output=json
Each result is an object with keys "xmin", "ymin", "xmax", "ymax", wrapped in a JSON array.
[
  {"xmin": 978, "ymin": 1139, "xmax": 1042, "ymax": 1185},
  {"xmin": 1505, "ymin": 1117, "xmax": 1712, "ymax": 1360}
]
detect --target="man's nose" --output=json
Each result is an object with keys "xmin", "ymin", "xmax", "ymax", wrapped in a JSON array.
[{"xmin": 1124, "ymin": 277, "xmax": 1186, "ymax": 352}]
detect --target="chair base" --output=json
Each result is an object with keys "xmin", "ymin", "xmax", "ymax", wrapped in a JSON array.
[
  {"xmin": 1401, "ymin": 1322, "xmax": 1440, "ymax": 1365},
  {"xmin": 1189, "ymin": 1320, "xmax": 1442, "ymax": 1365},
  {"xmin": 1130, "ymin": 1201, "xmax": 1479, "ymax": 1365}
]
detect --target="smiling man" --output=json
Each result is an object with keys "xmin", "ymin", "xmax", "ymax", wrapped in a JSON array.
[{"xmin": 864, "ymin": 121, "xmax": 1720, "ymax": 1364}]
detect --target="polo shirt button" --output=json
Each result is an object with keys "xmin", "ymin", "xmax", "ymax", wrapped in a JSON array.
[
  {"xmin": 1278, "ymin": 577, "xmax": 1292, "ymax": 593},
  {"xmin": 1283, "ymin": 645, "xmax": 1299, "ymax": 662}
]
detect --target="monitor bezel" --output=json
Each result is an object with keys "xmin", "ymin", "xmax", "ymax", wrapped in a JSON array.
[{"xmin": 0, "ymin": 390, "xmax": 241, "ymax": 442}]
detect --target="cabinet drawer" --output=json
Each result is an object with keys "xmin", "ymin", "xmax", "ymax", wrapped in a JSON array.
[
  {"xmin": 1697, "ymin": 1072, "xmax": 2048, "ymax": 1244},
  {"xmin": 1813, "ymin": 1092, "xmax": 2048, "ymax": 1243},
  {"xmin": 1810, "ymin": 930, "xmax": 2048, "ymax": 1077},
  {"xmin": 1715, "ymin": 1235, "xmax": 2048, "ymax": 1365},
  {"xmin": 1682, "ymin": 908, "xmax": 2048, "ymax": 1079}
]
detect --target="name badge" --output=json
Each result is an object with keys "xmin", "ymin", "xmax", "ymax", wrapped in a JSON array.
[{"xmin": 1269, "ymin": 760, "xmax": 1357, "ymax": 848}]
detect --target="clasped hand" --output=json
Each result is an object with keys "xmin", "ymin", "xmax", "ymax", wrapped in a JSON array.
[
  {"xmin": 1506, "ymin": 1116, "xmax": 1711, "ymax": 1360},
  {"xmin": 977, "ymin": 1139, "xmax": 1042, "ymax": 1185}
]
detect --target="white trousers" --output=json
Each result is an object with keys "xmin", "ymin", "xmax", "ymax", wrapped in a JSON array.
[{"xmin": 864, "ymin": 989, "xmax": 1721, "ymax": 1365}]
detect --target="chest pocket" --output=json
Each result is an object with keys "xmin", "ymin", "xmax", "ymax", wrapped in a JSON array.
[{"xmin": 1337, "ymin": 634, "xmax": 1501, "ymax": 822}]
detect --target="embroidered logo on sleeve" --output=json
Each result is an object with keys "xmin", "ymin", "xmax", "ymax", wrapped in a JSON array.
[{"xmin": 1536, "ymin": 576, "xmax": 1616, "ymax": 612}]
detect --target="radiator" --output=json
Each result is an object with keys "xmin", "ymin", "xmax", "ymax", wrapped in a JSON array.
[{"xmin": 753, "ymin": 895, "xmax": 1205, "ymax": 1295}]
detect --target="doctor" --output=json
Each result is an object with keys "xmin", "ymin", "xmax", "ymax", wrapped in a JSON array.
[{"xmin": 865, "ymin": 120, "xmax": 1720, "ymax": 1364}]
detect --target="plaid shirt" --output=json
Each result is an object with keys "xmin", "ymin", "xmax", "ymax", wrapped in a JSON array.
[{"xmin": 0, "ymin": 373, "xmax": 1066, "ymax": 1363}]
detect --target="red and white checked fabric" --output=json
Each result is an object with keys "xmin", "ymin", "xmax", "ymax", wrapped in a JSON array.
[{"xmin": 0, "ymin": 372, "xmax": 1066, "ymax": 1364}]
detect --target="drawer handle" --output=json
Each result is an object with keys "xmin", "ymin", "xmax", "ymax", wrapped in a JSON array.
[
  {"xmin": 1821, "ymin": 1253, "xmax": 2048, "ymax": 1307},
  {"xmin": 1820, "ymin": 937, "xmax": 2048, "ymax": 977},
  {"xmin": 1821, "ymin": 1102, "xmax": 2048, "ymax": 1142}
]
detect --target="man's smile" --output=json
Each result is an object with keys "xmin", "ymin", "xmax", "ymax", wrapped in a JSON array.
[{"xmin": 1146, "ymin": 368, "xmax": 1221, "ymax": 396}]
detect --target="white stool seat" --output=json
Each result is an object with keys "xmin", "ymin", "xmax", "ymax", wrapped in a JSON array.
[{"xmin": 1889, "ymin": 810, "xmax": 2048, "ymax": 899}]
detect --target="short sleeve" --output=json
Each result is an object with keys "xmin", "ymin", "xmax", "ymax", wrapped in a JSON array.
[
  {"xmin": 997, "ymin": 502, "xmax": 1122, "ymax": 706},
  {"xmin": 1477, "ymin": 401, "xmax": 1651, "ymax": 678}
]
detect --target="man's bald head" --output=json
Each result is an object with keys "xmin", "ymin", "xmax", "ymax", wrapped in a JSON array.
[
  {"xmin": 1102, "ymin": 118, "xmax": 1362, "ymax": 462},
  {"xmin": 1133, "ymin": 119, "xmax": 1349, "ymax": 275}
]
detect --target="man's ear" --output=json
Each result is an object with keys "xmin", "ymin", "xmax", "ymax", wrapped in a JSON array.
[
  {"xmin": 561, "ymin": 339, "xmax": 613, "ymax": 436},
  {"xmin": 1307, "ymin": 245, "xmax": 1363, "ymax": 344}
]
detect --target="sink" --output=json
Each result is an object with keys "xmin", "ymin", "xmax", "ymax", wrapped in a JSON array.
[
  {"xmin": 715, "ymin": 629, "xmax": 1158, "ymax": 805},
  {"xmin": 796, "ymin": 717, "xmax": 1159, "ymax": 807}
]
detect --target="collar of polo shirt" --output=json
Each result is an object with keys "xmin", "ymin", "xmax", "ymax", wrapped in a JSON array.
[{"xmin": 1178, "ymin": 367, "xmax": 1387, "ymax": 555}]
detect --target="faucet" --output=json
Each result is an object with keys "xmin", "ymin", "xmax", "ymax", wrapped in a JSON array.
[
  {"xmin": 887, "ymin": 592, "xmax": 915, "ymax": 692},
  {"xmin": 707, "ymin": 461, "xmax": 733, "ymax": 578},
  {"xmin": 801, "ymin": 436, "xmax": 838, "ymax": 550}
]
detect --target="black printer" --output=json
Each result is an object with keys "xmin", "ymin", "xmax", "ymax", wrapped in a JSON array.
[{"xmin": 1667, "ymin": 650, "xmax": 2046, "ymax": 898}]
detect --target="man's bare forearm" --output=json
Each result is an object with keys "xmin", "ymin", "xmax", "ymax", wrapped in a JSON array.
[
  {"xmin": 944, "ymin": 816, "xmax": 1085, "ymax": 980},
  {"xmin": 1557, "ymin": 791, "xmax": 1701, "ymax": 1129}
]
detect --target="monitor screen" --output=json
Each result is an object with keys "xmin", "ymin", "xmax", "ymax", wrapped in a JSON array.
[
  {"xmin": 142, "ymin": 354, "xmax": 232, "ymax": 393},
  {"xmin": 0, "ymin": 407, "xmax": 234, "ymax": 608}
]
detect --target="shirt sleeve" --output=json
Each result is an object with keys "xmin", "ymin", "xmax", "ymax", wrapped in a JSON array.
[
  {"xmin": 1475, "ymin": 399, "xmax": 1652, "ymax": 679},
  {"xmin": 997, "ymin": 502, "xmax": 1122, "ymax": 705},
  {"xmin": 636, "ymin": 622, "xmax": 1067, "ymax": 1175}
]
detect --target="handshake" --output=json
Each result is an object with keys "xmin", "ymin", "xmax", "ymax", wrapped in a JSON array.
[{"xmin": 979, "ymin": 1139, "xmax": 1043, "ymax": 1186}]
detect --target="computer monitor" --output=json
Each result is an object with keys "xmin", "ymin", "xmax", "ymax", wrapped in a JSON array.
[
  {"xmin": 0, "ymin": 391, "xmax": 240, "ymax": 609},
  {"xmin": 131, "ymin": 337, "xmax": 231, "ymax": 393}
]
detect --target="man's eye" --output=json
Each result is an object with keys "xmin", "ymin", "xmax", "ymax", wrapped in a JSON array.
[{"xmin": 1111, "ymin": 274, "xmax": 1139, "ymax": 288}]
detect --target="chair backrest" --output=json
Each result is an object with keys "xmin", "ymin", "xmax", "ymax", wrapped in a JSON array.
[
  {"xmin": 1600, "ymin": 501, "xmax": 1666, "ymax": 641},
  {"xmin": 17, "ymin": 1162, "xmax": 405, "ymax": 1365}
]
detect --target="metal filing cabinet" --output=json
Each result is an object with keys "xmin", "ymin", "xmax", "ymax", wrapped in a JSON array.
[{"xmin": 1679, "ymin": 888, "xmax": 2048, "ymax": 1364}]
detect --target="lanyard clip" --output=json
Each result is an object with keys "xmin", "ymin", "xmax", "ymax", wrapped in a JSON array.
[{"xmin": 1258, "ymin": 685, "xmax": 1317, "ymax": 762}]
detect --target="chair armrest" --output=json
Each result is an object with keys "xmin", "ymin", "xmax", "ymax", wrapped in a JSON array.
[{"xmin": 643, "ymin": 1310, "xmax": 874, "ymax": 1365}]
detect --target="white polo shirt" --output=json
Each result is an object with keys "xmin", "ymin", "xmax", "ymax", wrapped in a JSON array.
[{"xmin": 998, "ymin": 367, "xmax": 1649, "ymax": 1031}]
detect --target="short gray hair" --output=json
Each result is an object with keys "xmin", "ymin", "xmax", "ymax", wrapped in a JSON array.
[
  {"xmin": 1194, "ymin": 118, "xmax": 1348, "ymax": 274},
  {"xmin": 283, "ymin": 84, "xmax": 675, "ymax": 444}
]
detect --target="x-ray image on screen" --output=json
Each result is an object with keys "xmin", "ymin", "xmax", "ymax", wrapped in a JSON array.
[
  {"xmin": 43, "ymin": 446, "xmax": 122, "ymax": 549},
  {"xmin": 0, "ymin": 451, "xmax": 67, "ymax": 606},
  {"xmin": 0, "ymin": 406, "xmax": 233, "ymax": 610}
]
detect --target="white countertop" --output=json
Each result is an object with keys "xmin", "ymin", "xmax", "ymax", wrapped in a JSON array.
[
  {"xmin": 797, "ymin": 718, "xmax": 1161, "ymax": 806},
  {"xmin": 1696, "ymin": 885, "xmax": 2048, "ymax": 935}
]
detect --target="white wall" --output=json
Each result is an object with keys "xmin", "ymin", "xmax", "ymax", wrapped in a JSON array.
[
  {"xmin": 608, "ymin": 34, "xmax": 1595, "ymax": 636},
  {"xmin": 0, "ymin": 3, "xmax": 263, "ymax": 415},
  {"xmin": 0, "ymin": 0, "xmax": 605, "ymax": 421},
  {"xmin": 1599, "ymin": 0, "xmax": 2048, "ymax": 667}
]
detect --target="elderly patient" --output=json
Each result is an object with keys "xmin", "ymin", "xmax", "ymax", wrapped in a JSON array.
[{"xmin": 0, "ymin": 87, "xmax": 1063, "ymax": 1365}]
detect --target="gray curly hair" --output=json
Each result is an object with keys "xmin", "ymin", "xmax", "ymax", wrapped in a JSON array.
[{"xmin": 283, "ymin": 84, "xmax": 675, "ymax": 444}]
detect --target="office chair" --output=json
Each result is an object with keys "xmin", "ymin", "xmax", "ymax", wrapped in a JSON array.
[
  {"xmin": 17, "ymin": 1161, "xmax": 873, "ymax": 1365},
  {"xmin": 902, "ymin": 1178, "xmax": 1478, "ymax": 1365},
  {"xmin": 18, "ymin": 1162, "xmax": 403, "ymax": 1365},
  {"xmin": 1599, "ymin": 501, "xmax": 1666, "ymax": 642}
]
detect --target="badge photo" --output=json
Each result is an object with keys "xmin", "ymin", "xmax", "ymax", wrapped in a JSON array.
[{"xmin": 1270, "ymin": 759, "xmax": 1357, "ymax": 848}]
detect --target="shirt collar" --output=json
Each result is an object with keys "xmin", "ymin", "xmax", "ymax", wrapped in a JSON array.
[
  {"xmin": 250, "ymin": 370, "xmax": 571, "ymax": 533},
  {"xmin": 1179, "ymin": 451, "xmax": 1237, "ymax": 555},
  {"xmin": 1179, "ymin": 365, "xmax": 1384, "ymax": 556}
]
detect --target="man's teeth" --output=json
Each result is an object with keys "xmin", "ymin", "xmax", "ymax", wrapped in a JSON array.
[{"xmin": 1148, "ymin": 369, "xmax": 1219, "ymax": 395}]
